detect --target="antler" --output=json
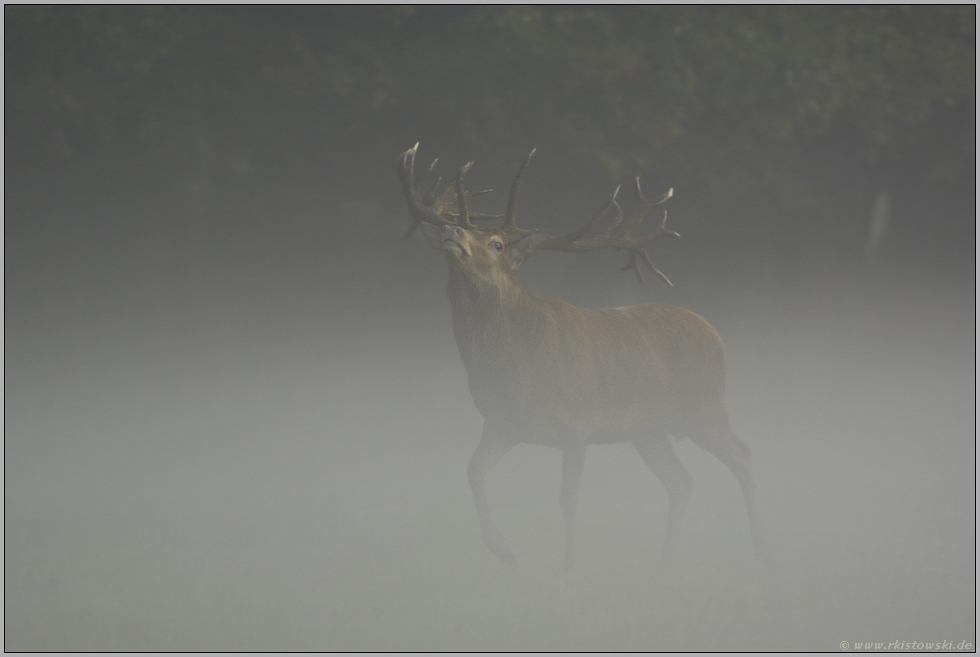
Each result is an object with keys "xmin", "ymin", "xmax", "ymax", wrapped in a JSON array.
[
  {"xmin": 502, "ymin": 148, "xmax": 536, "ymax": 233},
  {"xmin": 399, "ymin": 143, "xmax": 679, "ymax": 286},
  {"xmin": 508, "ymin": 170, "xmax": 679, "ymax": 286},
  {"xmin": 397, "ymin": 143, "xmax": 501, "ymax": 239}
]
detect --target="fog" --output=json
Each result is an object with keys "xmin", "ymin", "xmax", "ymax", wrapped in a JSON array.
[
  {"xmin": 5, "ymin": 6, "xmax": 975, "ymax": 651},
  {"xmin": 5, "ymin": 178, "xmax": 974, "ymax": 651}
]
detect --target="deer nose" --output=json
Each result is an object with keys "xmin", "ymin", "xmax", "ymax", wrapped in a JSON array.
[{"xmin": 443, "ymin": 225, "xmax": 464, "ymax": 239}]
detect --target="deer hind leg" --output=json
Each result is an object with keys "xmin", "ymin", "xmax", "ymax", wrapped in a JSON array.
[
  {"xmin": 468, "ymin": 424, "xmax": 518, "ymax": 568},
  {"xmin": 687, "ymin": 411, "xmax": 774, "ymax": 566},
  {"xmin": 559, "ymin": 443, "xmax": 587, "ymax": 573},
  {"xmin": 631, "ymin": 429, "xmax": 694, "ymax": 567}
]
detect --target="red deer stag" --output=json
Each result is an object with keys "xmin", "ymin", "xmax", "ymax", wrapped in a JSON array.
[{"xmin": 397, "ymin": 143, "xmax": 771, "ymax": 571}]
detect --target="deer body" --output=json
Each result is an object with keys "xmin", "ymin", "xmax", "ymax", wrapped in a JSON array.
[
  {"xmin": 447, "ymin": 283, "xmax": 726, "ymax": 447},
  {"xmin": 403, "ymin": 146, "xmax": 771, "ymax": 571}
]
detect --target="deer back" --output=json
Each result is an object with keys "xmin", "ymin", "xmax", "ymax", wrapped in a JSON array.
[{"xmin": 451, "ymin": 285, "xmax": 727, "ymax": 444}]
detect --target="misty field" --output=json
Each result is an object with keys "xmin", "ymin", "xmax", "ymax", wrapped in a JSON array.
[
  {"xmin": 5, "ymin": 269, "xmax": 974, "ymax": 651},
  {"xmin": 6, "ymin": 6, "xmax": 974, "ymax": 652}
]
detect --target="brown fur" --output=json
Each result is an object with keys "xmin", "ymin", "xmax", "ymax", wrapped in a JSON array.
[{"xmin": 417, "ymin": 214, "xmax": 772, "ymax": 571}]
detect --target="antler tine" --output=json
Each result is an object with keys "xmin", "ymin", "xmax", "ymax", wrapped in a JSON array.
[
  {"xmin": 546, "ymin": 186, "xmax": 621, "ymax": 249},
  {"xmin": 636, "ymin": 208, "xmax": 680, "ymax": 244},
  {"xmin": 450, "ymin": 163, "xmax": 503, "ymax": 223},
  {"xmin": 616, "ymin": 182, "xmax": 677, "ymax": 284},
  {"xmin": 614, "ymin": 177, "xmax": 649, "ymax": 237},
  {"xmin": 399, "ymin": 144, "xmax": 470, "ymax": 238},
  {"xmin": 454, "ymin": 161, "xmax": 475, "ymax": 229},
  {"xmin": 617, "ymin": 179, "xmax": 679, "ymax": 247},
  {"xmin": 613, "ymin": 179, "xmax": 676, "ymax": 238},
  {"xmin": 503, "ymin": 149, "xmax": 536, "ymax": 233},
  {"xmin": 616, "ymin": 183, "xmax": 677, "ymax": 285},
  {"xmin": 621, "ymin": 252, "xmax": 644, "ymax": 284},
  {"xmin": 621, "ymin": 249, "xmax": 674, "ymax": 286},
  {"xmin": 534, "ymin": 174, "xmax": 678, "ymax": 285},
  {"xmin": 424, "ymin": 157, "xmax": 439, "ymax": 179},
  {"xmin": 640, "ymin": 250, "xmax": 674, "ymax": 286},
  {"xmin": 400, "ymin": 144, "xmax": 439, "ymax": 238},
  {"xmin": 420, "ymin": 158, "xmax": 442, "ymax": 205},
  {"xmin": 398, "ymin": 142, "xmax": 418, "ymax": 189},
  {"xmin": 422, "ymin": 176, "xmax": 442, "ymax": 206},
  {"xmin": 626, "ymin": 176, "xmax": 646, "ymax": 231},
  {"xmin": 635, "ymin": 178, "xmax": 674, "ymax": 208},
  {"xmin": 607, "ymin": 191, "xmax": 625, "ymax": 232}
]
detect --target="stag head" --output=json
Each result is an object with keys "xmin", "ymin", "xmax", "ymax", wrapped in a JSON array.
[{"xmin": 397, "ymin": 143, "xmax": 679, "ymax": 285}]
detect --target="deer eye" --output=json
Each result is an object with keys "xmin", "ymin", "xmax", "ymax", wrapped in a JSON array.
[{"xmin": 490, "ymin": 240, "xmax": 504, "ymax": 251}]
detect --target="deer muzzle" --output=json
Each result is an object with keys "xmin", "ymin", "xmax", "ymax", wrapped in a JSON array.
[{"xmin": 441, "ymin": 224, "xmax": 467, "ymax": 256}]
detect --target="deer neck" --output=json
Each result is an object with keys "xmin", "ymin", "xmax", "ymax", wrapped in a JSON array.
[{"xmin": 445, "ymin": 269, "xmax": 540, "ymax": 369}]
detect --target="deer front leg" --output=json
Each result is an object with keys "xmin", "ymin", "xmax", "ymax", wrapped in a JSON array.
[
  {"xmin": 560, "ymin": 443, "xmax": 587, "ymax": 573},
  {"xmin": 468, "ymin": 425, "xmax": 517, "ymax": 568}
]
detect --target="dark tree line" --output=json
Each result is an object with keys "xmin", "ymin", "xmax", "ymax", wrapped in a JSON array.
[{"xmin": 5, "ymin": 6, "xmax": 975, "ymax": 276}]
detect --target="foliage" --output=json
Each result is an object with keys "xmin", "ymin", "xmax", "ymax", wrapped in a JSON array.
[{"xmin": 6, "ymin": 6, "xmax": 974, "ymax": 204}]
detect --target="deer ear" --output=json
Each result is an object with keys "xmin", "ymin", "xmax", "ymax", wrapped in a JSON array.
[
  {"xmin": 508, "ymin": 232, "xmax": 548, "ymax": 265},
  {"xmin": 419, "ymin": 222, "xmax": 444, "ymax": 249}
]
